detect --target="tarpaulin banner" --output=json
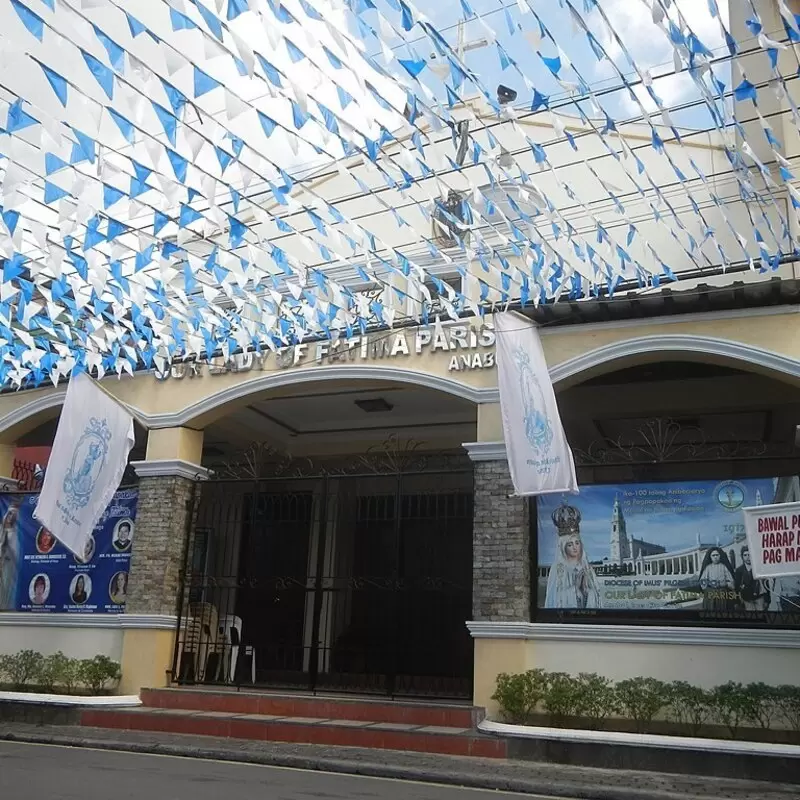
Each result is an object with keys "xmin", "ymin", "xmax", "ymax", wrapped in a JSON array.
[
  {"xmin": 0, "ymin": 488, "xmax": 136, "ymax": 613},
  {"xmin": 537, "ymin": 477, "xmax": 800, "ymax": 621}
]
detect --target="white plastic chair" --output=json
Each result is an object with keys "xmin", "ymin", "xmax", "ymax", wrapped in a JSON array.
[
  {"xmin": 217, "ymin": 614, "xmax": 247, "ymax": 683},
  {"xmin": 188, "ymin": 602, "xmax": 220, "ymax": 682}
]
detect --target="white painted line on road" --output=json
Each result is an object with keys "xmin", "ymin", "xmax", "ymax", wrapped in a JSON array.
[{"xmin": 0, "ymin": 740, "xmax": 574, "ymax": 799}]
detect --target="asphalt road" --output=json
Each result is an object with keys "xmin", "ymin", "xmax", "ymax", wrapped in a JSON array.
[{"xmin": 0, "ymin": 741, "xmax": 572, "ymax": 800}]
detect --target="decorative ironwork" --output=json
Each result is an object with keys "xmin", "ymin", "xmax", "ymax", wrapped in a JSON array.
[
  {"xmin": 573, "ymin": 418, "xmax": 787, "ymax": 466},
  {"xmin": 352, "ymin": 435, "xmax": 429, "ymax": 474},
  {"xmin": 214, "ymin": 442, "xmax": 318, "ymax": 481},
  {"xmin": 211, "ymin": 436, "xmax": 471, "ymax": 481},
  {"xmin": 9, "ymin": 457, "xmax": 139, "ymax": 491},
  {"xmin": 11, "ymin": 458, "xmax": 42, "ymax": 491}
]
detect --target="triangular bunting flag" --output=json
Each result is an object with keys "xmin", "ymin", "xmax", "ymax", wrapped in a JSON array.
[{"xmin": 40, "ymin": 64, "xmax": 68, "ymax": 106}]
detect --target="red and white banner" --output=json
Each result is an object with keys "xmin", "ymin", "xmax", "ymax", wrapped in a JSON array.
[{"xmin": 742, "ymin": 501, "xmax": 800, "ymax": 579}]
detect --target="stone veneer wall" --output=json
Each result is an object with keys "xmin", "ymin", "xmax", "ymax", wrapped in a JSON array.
[
  {"xmin": 126, "ymin": 475, "xmax": 199, "ymax": 616},
  {"xmin": 472, "ymin": 459, "xmax": 531, "ymax": 621}
]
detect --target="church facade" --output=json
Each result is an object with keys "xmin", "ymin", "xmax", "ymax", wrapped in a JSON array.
[
  {"xmin": 2, "ymin": 0, "xmax": 800, "ymax": 708},
  {"xmin": 1, "ymin": 292, "xmax": 799, "ymax": 711}
]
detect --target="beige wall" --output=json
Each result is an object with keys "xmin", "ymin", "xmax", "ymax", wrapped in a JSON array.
[
  {"xmin": 541, "ymin": 311, "xmax": 800, "ymax": 388},
  {"xmin": 0, "ymin": 617, "xmax": 123, "ymax": 662},
  {"xmin": 118, "ymin": 628, "xmax": 176, "ymax": 695},
  {"xmin": 527, "ymin": 640, "xmax": 799, "ymax": 688},
  {"xmin": 473, "ymin": 633, "xmax": 800, "ymax": 718}
]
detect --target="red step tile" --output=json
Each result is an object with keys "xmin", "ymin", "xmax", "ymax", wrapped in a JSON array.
[
  {"xmin": 80, "ymin": 709, "xmax": 506, "ymax": 759},
  {"xmin": 139, "ymin": 688, "xmax": 483, "ymax": 728}
]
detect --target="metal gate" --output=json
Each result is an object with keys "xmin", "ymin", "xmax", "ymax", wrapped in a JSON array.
[{"xmin": 173, "ymin": 442, "xmax": 474, "ymax": 698}]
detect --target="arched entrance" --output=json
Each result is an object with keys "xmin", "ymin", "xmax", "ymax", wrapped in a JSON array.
[
  {"xmin": 534, "ymin": 355, "xmax": 800, "ymax": 627},
  {"xmin": 177, "ymin": 378, "xmax": 479, "ymax": 698}
]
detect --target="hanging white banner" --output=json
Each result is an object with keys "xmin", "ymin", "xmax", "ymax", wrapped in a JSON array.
[
  {"xmin": 742, "ymin": 501, "xmax": 800, "ymax": 579},
  {"xmin": 34, "ymin": 373, "xmax": 135, "ymax": 560},
  {"xmin": 495, "ymin": 312, "xmax": 578, "ymax": 496}
]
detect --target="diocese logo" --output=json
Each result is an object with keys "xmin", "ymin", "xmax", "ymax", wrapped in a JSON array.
[
  {"xmin": 714, "ymin": 480, "xmax": 746, "ymax": 513},
  {"xmin": 63, "ymin": 417, "xmax": 111, "ymax": 510},
  {"xmin": 513, "ymin": 345, "xmax": 553, "ymax": 454}
]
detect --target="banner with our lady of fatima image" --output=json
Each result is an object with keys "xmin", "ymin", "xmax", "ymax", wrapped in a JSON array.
[
  {"xmin": 536, "ymin": 477, "xmax": 800, "ymax": 624},
  {"xmin": 0, "ymin": 488, "xmax": 137, "ymax": 613}
]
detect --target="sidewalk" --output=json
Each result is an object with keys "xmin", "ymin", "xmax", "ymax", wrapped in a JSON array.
[{"xmin": 0, "ymin": 722, "xmax": 798, "ymax": 800}]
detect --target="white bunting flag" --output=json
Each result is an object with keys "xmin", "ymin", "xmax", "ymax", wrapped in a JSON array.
[
  {"xmin": 33, "ymin": 373, "xmax": 135, "ymax": 560},
  {"xmin": 495, "ymin": 312, "xmax": 577, "ymax": 496}
]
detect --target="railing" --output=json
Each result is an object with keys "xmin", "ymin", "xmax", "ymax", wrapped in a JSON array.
[
  {"xmin": 173, "ymin": 471, "xmax": 475, "ymax": 699},
  {"xmin": 10, "ymin": 459, "xmax": 42, "ymax": 492}
]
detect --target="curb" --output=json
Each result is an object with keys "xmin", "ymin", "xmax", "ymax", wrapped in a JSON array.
[{"xmin": 0, "ymin": 729, "xmax": 708, "ymax": 800}]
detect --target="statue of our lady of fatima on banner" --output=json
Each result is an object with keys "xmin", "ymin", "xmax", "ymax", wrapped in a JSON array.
[{"xmin": 545, "ymin": 503, "xmax": 602, "ymax": 610}]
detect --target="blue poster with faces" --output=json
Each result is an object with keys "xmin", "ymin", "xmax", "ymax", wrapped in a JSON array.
[{"xmin": 0, "ymin": 489, "xmax": 137, "ymax": 613}]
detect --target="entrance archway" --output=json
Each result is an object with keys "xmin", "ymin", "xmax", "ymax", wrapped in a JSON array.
[
  {"xmin": 534, "ymin": 356, "xmax": 800, "ymax": 627},
  {"xmin": 178, "ymin": 378, "xmax": 479, "ymax": 698},
  {"xmin": 558, "ymin": 359, "xmax": 800, "ymax": 485}
]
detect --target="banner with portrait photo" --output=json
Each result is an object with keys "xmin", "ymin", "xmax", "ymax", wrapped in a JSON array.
[
  {"xmin": 536, "ymin": 476, "xmax": 800, "ymax": 625},
  {"xmin": 0, "ymin": 489, "xmax": 137, "ymax": 613}
]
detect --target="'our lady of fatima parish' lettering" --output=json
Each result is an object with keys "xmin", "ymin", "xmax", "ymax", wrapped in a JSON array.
[{"xmin": 155, "ymin": 322, "xmax": 496, "ymax": 380}]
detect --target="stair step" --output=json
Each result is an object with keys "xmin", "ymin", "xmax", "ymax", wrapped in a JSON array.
[
  {"xmin": 140, "ymin": 688, "xmax": 483, "ymax": 728},
  {"xmin": 81, "ymin": 708, "xmax": 506, "ymax": 758}
]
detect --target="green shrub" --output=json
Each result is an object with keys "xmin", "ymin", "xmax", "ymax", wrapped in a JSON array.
[
  {"xmin": 775, "ymin": 685, "xmax": 800, "ymax": 732},
  {"xmin": 490, "ymin": 667, "xmax": 800, "ymax": 740},
  {"xmin": 614, "ymin": 678, "xmax": 669, "ymax": 733},
  {"xmin": 492, "ymin": 669, "xmax": 548, "ymax": 724},
  {"xmin": 744, "ymin": 683, "xmax": 782, "ymax": 730},
  {"xmin": 573, "ymin": 673, "xmax": 617, "ymax": 729},
  {"xmin": 60, "ymin": 657, "xmax": 83, "ymax": 695},
  {"xmin": 1, "ymin": 650, "xmax": 44, "ymax": 689},
  {"xmin": 37, "ymin": 652, "xmax": 71, "ymax": 693},
  {"xmin": 78, "ymin": 655, "xmax": 121, "ymax": 694},
  {"xmin": 712, "ymin": 682, "xmax": 759, "ymax": 739},
  {"xmin": 667, "ymin": 681, "xmax": 714, "ymax": 735},
  {"xmin": 543, "ymin": 672, "xmax": 581, "ymax": 727}
]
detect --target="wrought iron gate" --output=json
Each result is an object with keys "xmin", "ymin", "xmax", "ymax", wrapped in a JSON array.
[{"xmin": 173, "ymin": 442, "xmax": 474, "ymax": 698}]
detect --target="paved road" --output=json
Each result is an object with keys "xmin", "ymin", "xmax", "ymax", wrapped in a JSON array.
[{"xmin": 0, "ymin": 742, "xmax": 569, "ymax": 800}]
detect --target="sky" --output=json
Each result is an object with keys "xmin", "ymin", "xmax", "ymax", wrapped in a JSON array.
[
  {"xmin": 537, "ymin": 475, "xmax": 779, "ymax": 567},
  {"xmin": 366, "ymin": 0, "xmax": 733, "ymax": 129}
]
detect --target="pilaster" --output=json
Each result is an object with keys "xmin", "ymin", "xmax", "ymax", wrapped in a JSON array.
[
  {"xmin": 465, "ymin": 406, "xmax": 531, "ymax": 622},
  {"xmin": 120, "ymin": 428, "xmax": 207, "ymax": 693}
]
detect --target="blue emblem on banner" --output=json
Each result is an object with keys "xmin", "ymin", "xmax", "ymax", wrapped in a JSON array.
[
  {"xmin": 513, "ymin": 346, "xmax": 553, "ymax": 455},
  {"xmin": 63, "ymin": 417, "xmax": 111, "ymax": 510}
]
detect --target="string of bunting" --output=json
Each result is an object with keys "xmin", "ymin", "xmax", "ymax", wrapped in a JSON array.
[{"xmin": 0, "ymin": 0, "xmax": 798, "ymax": 388}]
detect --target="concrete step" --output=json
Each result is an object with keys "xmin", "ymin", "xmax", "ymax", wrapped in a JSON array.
[
  {"xmin": 81, "ymin": 708, "xmax": 506, "ymax": 758},
  {"xmin": 140, "ymin": 688, "xmax": 484, "ymax": 728}
]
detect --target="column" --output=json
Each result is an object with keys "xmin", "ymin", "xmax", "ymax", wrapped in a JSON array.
[
  {"xmin": 464, "ymin": 403, "xmax": 532, "ymax": 716},
  {"xmin": 119, "ymin": 426, "xmax": 207, "ymax": 695},
  {"xmin": 466, "ymin": 403, "xmax": 531, "ymax": 621}
]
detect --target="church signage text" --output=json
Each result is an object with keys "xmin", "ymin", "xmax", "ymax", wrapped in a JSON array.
[{"xmin": 154, "ymin": 322, "xmax": 496, "ymax": 381}]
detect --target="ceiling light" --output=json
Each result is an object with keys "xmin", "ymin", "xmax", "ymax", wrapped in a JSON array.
[{"xmin": 355, "ymin": 398, "xmax": 394, "ymax": 413}]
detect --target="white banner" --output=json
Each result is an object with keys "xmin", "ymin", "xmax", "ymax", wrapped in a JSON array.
[
  {"xmin": 742, "ymin": 501, "xmax": 800, "ymax": 579},
  {"xmin": 495, "ymin": 312, "xmax": 577, "ymax": 496},
  {"xmin": 34, "ymin": 373, "xmax": 135, "ymax": 560}
]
